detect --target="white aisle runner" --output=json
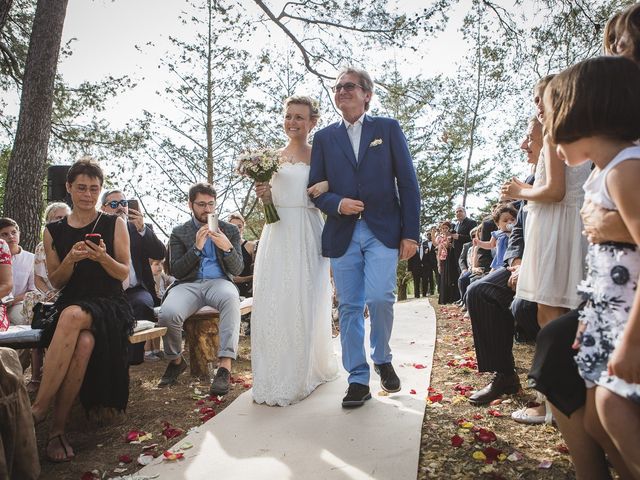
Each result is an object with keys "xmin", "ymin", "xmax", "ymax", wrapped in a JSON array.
[{"xmin": 136, "ymin": 298, "xmax": 436, "ymax": 480}]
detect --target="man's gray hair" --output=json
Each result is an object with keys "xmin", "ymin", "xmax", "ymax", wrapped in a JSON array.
[
  {"xmin": 455, "ymin": 205, "xmax": 466, "ymax": 212},
  {"xmin": 101, "ymin": 189, "xmax": 124, "ymax": 206}
]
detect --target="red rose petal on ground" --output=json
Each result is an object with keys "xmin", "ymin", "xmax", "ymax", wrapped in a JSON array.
[
  {"xmin": 472, "ymin": 413, "xmax": 483, "ymax": 420},
  {"xmin": 125, "ymin": 430, "xmax": 146, "ymax": 443},
  {"xmin": 483, "ymin": 446, "xmax": 502, "ymax": 463},
  {"xmin": 474, "ymin": 428, "xmax": 497, "ymax": 443},
  {"xmin": 488, "ymin": 409, "xmax": 503, "ymax": 417},
  {"xmin": 414, "ymin": 364, "xmax": 426, "ymax": 369},
  {"xmin": 163, "ymin": 450, "xmax": 185, "ymax": 461},
  {"xmin": 451, "ymin": 434, "xmax": 464, "ymax": 447},
  {"xmin": 428, "ymin": 393, "xmax": 443, "ymax": 403},
  {"xmin": 243, "ymin": 383, "xmax": 251, "ymax": 388},
  {"xmin": 161, "ymin": 422, "xmax": 184, "ymax": 440},
  {"xmin": 409, "ymin": 389, "xmax": 417, "ymax": 394},
  {"xmin": 195, "ymin": 399, "xmax": 205, "ymax": 405},
  {"xmin": 556, "ymin": 444, "xmax": 570, "ymax": 454},
  {"xmin": 118, "ymin": 454, "xmax": 133, "ymax": 463},
  {"xmin": 81, "ymin": 473, "xmax": 99, "ymax": 480}
]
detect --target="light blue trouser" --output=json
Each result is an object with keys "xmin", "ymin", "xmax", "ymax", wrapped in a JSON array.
[
  {"xmin": 330, "ymin": 220, "xmax": 399, "ymax": 385},
  {"xmin": 158, "ymin": 279, "xmax": 240, "ymax": 361}
]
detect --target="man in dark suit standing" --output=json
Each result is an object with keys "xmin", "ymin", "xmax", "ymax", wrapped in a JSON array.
[
  {"xmin": 407, "ymin": 236, "xmax": 424, "ymax": 298},
  {"xmin": 421, "ymin": 232, "xmax": 437, "ymax": 295},
  {"xmin": 101, "ymin": 190, "xmax": 166, "ymax": 321},
  {"xmin": 452, "ymin": 206, "xmax": 477, "ymax": 272}
]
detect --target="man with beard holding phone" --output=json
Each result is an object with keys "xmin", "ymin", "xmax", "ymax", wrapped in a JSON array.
[{"xmin": 101, "ymin": 190, "xmax": 166, "ymax": 335}]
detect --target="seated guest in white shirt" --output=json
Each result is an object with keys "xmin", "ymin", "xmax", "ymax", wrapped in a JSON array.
[{"xmin": 0, "ymin": 218, "xmax": 35, "ymax": 325}]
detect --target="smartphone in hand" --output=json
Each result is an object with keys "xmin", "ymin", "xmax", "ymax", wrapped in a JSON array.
[
  {"xmin": 127, "ymin": 199, "xmax": 139, "ymax": 211},
  {"xmin": 207, "ymin": 213, "xmax": 218, "ymax": 232},
  {"xmin": 85, "ymin": 233, "xmax": 101, "ymax": 245}
]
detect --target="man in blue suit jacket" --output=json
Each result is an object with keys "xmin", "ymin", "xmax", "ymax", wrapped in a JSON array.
[{"xmin": 309, "ymin": 67, "xmax": 420, "ymax": 408}]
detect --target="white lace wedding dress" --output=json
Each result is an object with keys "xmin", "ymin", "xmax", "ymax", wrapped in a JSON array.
[{"xmin": 251, "ymin": 161, "xmax": 338, "ymax": 406}]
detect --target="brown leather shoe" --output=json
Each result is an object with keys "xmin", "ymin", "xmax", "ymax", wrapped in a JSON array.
[{"xmin": 468, "ymin": 372, "xmax": 520, "ymax": 406}]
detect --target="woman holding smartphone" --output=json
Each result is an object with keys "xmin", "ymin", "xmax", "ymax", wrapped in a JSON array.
[{"xmin": 31, "ymin": 157, "xmax": 133, "ymax": 463}]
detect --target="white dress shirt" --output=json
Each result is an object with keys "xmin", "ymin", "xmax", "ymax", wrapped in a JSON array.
[
  {"xmin": 343, "ymin": 113, "xmax": 365, "ymax": 161},
  {"xmin": 337, "ymin": 113, "xmax": 366, "ymax": 215}
]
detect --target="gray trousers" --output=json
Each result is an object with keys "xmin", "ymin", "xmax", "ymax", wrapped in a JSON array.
[{"xmin": 158, "ymin": 279, "xmax": 240, "ymax": 361}]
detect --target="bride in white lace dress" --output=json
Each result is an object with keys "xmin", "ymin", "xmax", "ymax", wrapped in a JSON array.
[{"xmin": 251, "ymin": 96, "xmax": 338, "ymax": 406}]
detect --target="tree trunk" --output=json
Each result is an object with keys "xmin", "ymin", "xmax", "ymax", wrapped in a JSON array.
[
  {"xmin": 205, "ymin": 0, "xmax": 214, "ymax": 183},
  {"xmin": 3, "ymin": 0, "xmax": 68, "ymax": 251},
  {"xmin": 183, "ymin": 312, "xmax": 219, "ymax": 378}
]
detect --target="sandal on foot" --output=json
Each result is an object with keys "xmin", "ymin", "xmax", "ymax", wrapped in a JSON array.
[{"xmin": 45, "ymin": 434, "xmax": 72, "ymax": 463}]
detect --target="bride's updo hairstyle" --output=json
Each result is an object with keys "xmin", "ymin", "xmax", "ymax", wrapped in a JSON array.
[
  {"xmin": 283, "ymin": 96, "xmax": 321, "ymax": 120},
  {"xmin": 543, "ymin": 56, "xmax": 640, "ymax": 145}
]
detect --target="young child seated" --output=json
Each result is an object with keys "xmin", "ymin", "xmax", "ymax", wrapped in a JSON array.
[{"xmin": 473, "ymin": 204, "xmax": 517, "ymax": 272}]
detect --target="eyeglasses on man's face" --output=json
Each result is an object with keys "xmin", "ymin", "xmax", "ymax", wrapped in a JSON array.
[
  {"xmin": 193, "ymin": 201, "xmax": 216, "ymax": 208},
  {"xmin": 104, "ymin": 200, "xmax": 128, "ymax": 209},
  {"xmin": 332, "ymin": 82, "xmax": 364, "ymax": 93}
]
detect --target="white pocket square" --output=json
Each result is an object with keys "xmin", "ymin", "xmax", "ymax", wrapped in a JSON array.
[{"xmin": 369, "ymin": 138, "xmax": 383, "ymax": 147}]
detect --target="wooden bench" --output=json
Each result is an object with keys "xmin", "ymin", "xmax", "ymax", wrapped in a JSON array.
[
  {"xmin": 0, "ymin": 324, "xmax": 167, "ymax": 350},
  {"xmin": 183, "ymin": 297, "xmax": 253, "ymax": 377}
]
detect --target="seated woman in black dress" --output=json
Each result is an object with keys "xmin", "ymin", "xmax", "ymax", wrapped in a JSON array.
[{"xmin": 31, "ymin": 157, "xmax": 133, "ymax": 463}]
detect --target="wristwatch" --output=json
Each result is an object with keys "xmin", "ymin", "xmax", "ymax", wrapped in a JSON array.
[
  {"xmin": 223, "ymin": 246, "xmax": 233, "ymax": 254},
  {"xmin": 192, "ymin": 245, "xmax": 203, "ymax": 257}
]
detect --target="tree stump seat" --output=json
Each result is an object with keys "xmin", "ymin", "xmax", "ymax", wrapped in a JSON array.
[{"xmin": 183, "ymin": 297, "xmax": 252, "ymax": 377}]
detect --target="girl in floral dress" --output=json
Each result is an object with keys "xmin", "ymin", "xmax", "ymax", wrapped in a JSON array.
[{"xmin": 545, "ymin": 55, "xmax": 640, "ymax": 477}]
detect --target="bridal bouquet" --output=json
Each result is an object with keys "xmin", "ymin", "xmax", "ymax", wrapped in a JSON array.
[{"xmin": 236, "ymin": 148, "xmax": 281, "ymax": 224}]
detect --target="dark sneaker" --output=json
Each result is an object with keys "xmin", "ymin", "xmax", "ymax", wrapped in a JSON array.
[
  {"xmin": 342, "ymin": 383, "xmax": 371, "ymax": 408},
  {"xmin": 157, "ymin": 356, "xmax": 188, "ymax": 387},
  {"xmin": 210, "ymin": 367, "xmax": 231, "ymax": 396},
  {"xmin": 374, "ymin": 363, "xmax": 401, "ymax": 393},
  {"xmin": 468, "ymin": 372, "xmax": 520, "ymax": 406}
]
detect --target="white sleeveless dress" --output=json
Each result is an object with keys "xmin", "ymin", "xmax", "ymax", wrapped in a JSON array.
[
  {"xmin": 251, "ymin": 162, "xmax": 338, "ymax": 406},
  {"xmin": 575, "ymin": 146, "xmax": 640, "ymax": 403},
  {"xmin": 516, "ymin": 150, "xmax": 591, "ymax": 309}
]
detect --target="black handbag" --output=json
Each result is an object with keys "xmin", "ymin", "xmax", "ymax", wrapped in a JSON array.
[{"xmin": 31, "ymin": 302, "xmax": 58, "ymax": 330}]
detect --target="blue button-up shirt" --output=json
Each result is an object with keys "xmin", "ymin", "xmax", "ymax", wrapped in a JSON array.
[{"xmin": 192, "ymin": 217, "xmax": 226, "ymax": 280}]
